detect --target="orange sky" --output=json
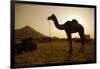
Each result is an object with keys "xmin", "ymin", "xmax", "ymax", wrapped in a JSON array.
[{"xmin": 15, "ymin": 4, "xmax": 95, "ymax": 38}]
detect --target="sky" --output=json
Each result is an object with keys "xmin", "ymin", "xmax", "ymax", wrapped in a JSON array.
[{"xmin": 15, "ymin": 3, "xmax": 95, "ymax": 38}]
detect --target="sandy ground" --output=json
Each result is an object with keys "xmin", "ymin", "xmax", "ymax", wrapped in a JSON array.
[{"xmin": 15, "ymin": 40, "xmax": 95, "ymax": 67}]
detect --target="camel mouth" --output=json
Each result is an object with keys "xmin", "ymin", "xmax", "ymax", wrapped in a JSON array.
[{"xmin": 47, "ymin": 17, "xmax": 50, "ymax": 20}]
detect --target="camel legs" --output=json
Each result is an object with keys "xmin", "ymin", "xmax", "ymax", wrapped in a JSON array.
[
  {"xmin": 66, "ymin": 32, "xmax": 72, "ymax": 54},
  {"xmin": 78, "ymin": 31, "xmax": 85, "ymax": 53}
]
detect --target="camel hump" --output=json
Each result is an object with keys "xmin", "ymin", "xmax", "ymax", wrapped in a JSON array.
[{"xmin": 72, "ymin": 19, "xmax": 79, "ymax": 24}]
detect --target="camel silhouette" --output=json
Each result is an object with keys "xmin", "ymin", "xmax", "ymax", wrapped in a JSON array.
[{"xmin": 47, "ymin": 14, "xmax": 85, "ymax": 54}]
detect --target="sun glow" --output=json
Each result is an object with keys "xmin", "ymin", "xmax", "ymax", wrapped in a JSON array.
[
  {"xmin": 65, "ymin": 15, "xmax": 84, "ymax": 25},
  {"xmin": 15, "ymin": 4, "xmax": 94, "ymax": 38}
]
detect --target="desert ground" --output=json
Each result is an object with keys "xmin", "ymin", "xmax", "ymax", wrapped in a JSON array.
[{"xmin": 15, "ymin": 39, "xmax": 95, "ymax": 67}]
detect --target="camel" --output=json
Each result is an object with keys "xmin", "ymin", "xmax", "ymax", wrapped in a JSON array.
[{"xmin": 47, "ymin": 14, "xmax": 85, "ymax": 54}]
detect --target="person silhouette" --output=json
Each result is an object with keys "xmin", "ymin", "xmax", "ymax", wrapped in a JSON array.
[{"xmin": 22, "ymin": 37, "xmax": 37, "ymax": 52}]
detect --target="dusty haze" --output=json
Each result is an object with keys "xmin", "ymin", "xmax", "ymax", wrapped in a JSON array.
[{"xmin": 15, "ymin": 4, "xmax": 95, "ymax": 38}]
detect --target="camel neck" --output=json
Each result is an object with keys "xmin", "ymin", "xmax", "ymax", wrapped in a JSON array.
[{"xmin": 52, "ymin": 16, "xmax": 64, "ymax": 30}]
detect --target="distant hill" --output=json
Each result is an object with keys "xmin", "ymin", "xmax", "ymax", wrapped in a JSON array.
[{"xmin": 15, "ymin": 25, "xmax": 45, "ymax": 42}]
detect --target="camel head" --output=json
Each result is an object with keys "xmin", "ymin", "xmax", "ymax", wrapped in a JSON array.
[{"xmin": 47, "ymin": 14, "xmax": 55, "ymax": 20}]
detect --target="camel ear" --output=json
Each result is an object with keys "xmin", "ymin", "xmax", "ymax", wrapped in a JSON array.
[{"xmin": 52, "ymin": 13, "xmax": 54, "ymax": 16}]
